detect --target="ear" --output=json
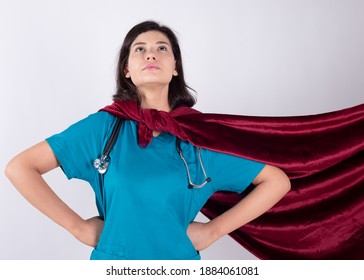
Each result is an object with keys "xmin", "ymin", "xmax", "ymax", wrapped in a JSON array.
[
  {"xmin": 173, "ymin": 60, "xmax": 178, "ymax": 76},
  {"xmin": 124, "ymin": 66, "xmax": 130, "ymax": 78}
]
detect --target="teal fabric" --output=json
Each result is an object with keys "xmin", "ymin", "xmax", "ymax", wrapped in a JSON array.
[{"xmin": 46, "ymin": 111, "xmax": 265, "ymax": 260}]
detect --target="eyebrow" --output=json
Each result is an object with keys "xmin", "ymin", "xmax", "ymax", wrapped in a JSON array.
[{"xmin": 131, "ymin": 41, "xmax": 171, "ymax": 48}]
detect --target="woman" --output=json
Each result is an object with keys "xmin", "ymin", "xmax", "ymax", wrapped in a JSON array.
[{"xmin": 5, "ymin": 21, "xmax": 290, "ymax": 260}]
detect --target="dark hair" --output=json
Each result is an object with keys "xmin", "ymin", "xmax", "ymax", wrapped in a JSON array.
[{"xmin": 113, "ymin": 20, "xmax": 196, "ymax": 109}]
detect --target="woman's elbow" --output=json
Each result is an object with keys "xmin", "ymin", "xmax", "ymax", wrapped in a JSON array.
[
  {"xmin": 272, "ymin": 165, "xmax": 291, "ymax": 194},
  {"xmin": 5, "ymin": 152, "xmax": 36, "ymax": 183},
  {"xmin": 280, "ymin": 170, "xmax": 291, "ymax": 194},
  {"xmin": 255, "ymin": 165, "xmax": 291, "ymax": 194},
  {"xmin": 5, "ymin": 141, "xmax": 59, "ymax": 182},
  {"xmin": 5, "ymin": 156, "xmax": 22, "ymax": 182}
]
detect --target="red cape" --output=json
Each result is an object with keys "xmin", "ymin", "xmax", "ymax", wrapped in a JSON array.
[{"xmin": 101, "ymin": 100, "xmax": 364, "ymax": 259}]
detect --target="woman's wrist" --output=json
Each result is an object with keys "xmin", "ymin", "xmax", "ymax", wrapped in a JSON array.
[
  {"xmin": 206, "ymin": 220, "xmax": 225, "ymax": 242},
  {"xmin": 68, "ymin": 216, "xmax": 104, "ymax": 247},
  {"xmin": 65, "ymin": 215, "xmax": 86, "ymax": 237}
]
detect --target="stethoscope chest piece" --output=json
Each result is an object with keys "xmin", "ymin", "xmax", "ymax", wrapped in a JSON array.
[
  {"xmin": 94, "ymin": 118, "xmax": 123, "ymax": 175},
  {"xmin": 94, "ymin": 155, "xmax": 110, "ymax": 174}
]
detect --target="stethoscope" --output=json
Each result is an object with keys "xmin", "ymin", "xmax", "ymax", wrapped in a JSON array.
[
  {"xmin": 94, "ymin": 119, "xmax": 212, "ymax": 189},
  {"xmin": 175, "ymin": 138, "xmax": 211, "ymax": 189},
  {"xmin": 93, "ymin": 118, "xmax": 123, "ymax": 175}
]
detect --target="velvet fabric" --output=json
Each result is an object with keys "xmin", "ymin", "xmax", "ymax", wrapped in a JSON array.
[{"xmin": 101, "ymin": 100, "xmax": 364, "ymax": 259}]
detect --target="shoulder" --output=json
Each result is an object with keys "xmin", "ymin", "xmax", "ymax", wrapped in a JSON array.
[
  {"xmin": 83, "ymin": 111, "xmax": 117, "ymax": 127},
  {"xmin": 62, "ymin": 111, "xmax": 118, "ymax": 135},
  {"xmin": 46, "ymin": 111, "xmax": 122, "ymax": 150},
  {"xmin": 44, "ymin": 111, "xmax": 122, "ymax": 181}
]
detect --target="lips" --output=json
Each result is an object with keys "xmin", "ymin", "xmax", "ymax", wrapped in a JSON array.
[{"xmin": 142, "ymin": 64, "xmax": 160, "ymax": 70}]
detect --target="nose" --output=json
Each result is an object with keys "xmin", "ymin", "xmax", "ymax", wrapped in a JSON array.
[
  {"xmin": 146, "ymin": 49, "xmax": 156, "ymax": 61},
  {"xmin": 146, "ymin": 54, "xmax": 156, "ymax": 60}
]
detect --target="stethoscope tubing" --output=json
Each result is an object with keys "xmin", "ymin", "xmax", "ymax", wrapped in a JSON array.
[{"xmin": 94, "ymin": 119, "xmax": 211, "ymax": 188}]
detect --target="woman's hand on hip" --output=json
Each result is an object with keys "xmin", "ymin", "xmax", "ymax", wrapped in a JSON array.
[
  {"xmin": 72, "ymin": 216, "xmax": 104, "ymax": 248},
  {"xmin": 187, "ymin": 221, "xmax": 219, "ymax": 251}
]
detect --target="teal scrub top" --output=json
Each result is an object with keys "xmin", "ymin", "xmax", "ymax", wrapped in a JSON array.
[{"xmin": 46, "ymin": 111, "xmax": 265, "ymax": 260}]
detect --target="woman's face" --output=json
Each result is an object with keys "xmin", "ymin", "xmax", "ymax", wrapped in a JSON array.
[{"xmin": 125, "ymin": 31, "xmax": 178, "ymax": 91}]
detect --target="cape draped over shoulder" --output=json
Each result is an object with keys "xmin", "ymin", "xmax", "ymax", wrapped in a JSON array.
[{"xmin": 100, "ymin": 100, "xmax": 364, "ymax": 259}]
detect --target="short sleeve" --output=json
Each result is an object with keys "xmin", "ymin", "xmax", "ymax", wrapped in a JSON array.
[
  {"xmin": 205, "ymin": 149, "xmax": 265, "ymax": 193},
  {"xmin": 46, "ymin": 111, "xmax": 116, "ymax": 182}
]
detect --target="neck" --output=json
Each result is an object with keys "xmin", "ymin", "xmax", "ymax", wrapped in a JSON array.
[{"xmin": 139, "ymin": 86, "xmax": 171, "ymax": 112}]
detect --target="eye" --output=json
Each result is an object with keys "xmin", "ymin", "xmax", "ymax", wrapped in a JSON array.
[
  {"xmin": 135, "ymin": 46, "xmax": 145, "ymax": 52},
  {"xmin": 158, "ymin": 45, "xmax": 168, "ymax": 52}
]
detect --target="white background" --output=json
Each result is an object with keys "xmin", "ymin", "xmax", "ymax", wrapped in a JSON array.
[{"xmin": 0, "ymin": 0, "xmax": 363, "ymax": 260}]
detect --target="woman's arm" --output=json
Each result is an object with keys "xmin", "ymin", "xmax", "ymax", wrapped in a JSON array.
[
  {"xmin": 5, "ymin": 141, "xmax": 103, "ymax": 247},
  {"xmin": 187, "ymin": 165, "xmax": 291, "ymax": 251}
]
